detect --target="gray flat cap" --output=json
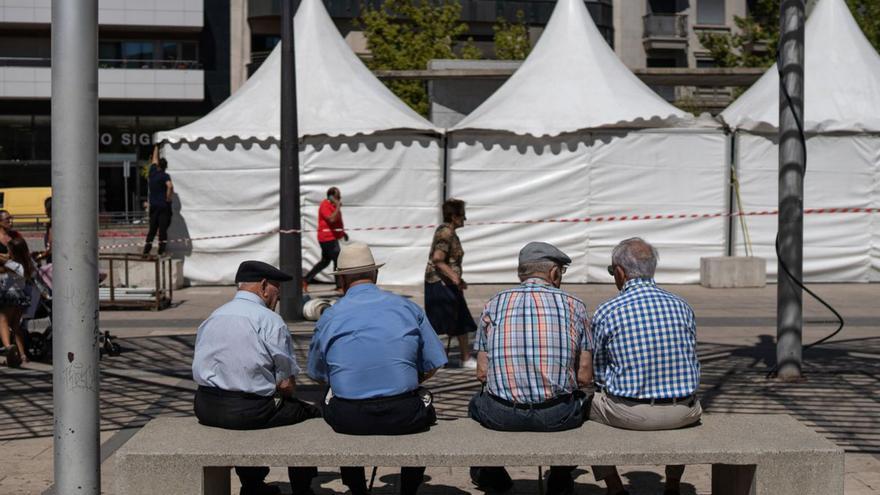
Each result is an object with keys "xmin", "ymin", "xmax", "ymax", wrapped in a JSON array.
[{"xmin": 519, "ymin": 242, "xmax": 572, "ymax": 266}]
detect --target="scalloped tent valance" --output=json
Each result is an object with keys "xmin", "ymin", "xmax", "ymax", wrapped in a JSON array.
[{"xmin": 155, "ymin": 0, "xmax": 438, "ymax": 144}]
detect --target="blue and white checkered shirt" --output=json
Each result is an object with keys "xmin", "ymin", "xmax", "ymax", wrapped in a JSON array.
[{"xmin": 592, "ymin": 278, "xmax": 700, "ymax": 399}]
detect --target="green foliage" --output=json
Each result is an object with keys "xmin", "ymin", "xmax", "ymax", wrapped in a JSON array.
[
  {"xmin": 359, "ymin": 0, "xmax": 480, "ymax": 115},
  {"xmin": 698, "ymin": 0, "xmax": 779, "ymax": 68},
  {"xmin": 699, "ymin": 0, "xmax": 880, "ymax": 69},
  {"xmin": 493, "ymin": 10, "xmax": 531, "ymax": 60},
  {"xmin": 847, "ymin": 0, "xmax": 880, "ymax": 50}
]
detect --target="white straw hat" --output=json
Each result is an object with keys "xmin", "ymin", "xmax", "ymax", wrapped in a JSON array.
[{"xmin": 330, "ymin": 242, "xmax": 385, "ymax": 275}]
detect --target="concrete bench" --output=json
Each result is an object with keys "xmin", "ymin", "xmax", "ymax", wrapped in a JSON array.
[{"xmin": 115, "ymin": 414, "xmax": 843, "ymax": 495}]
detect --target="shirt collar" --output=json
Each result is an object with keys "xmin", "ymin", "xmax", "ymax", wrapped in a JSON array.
[
  {"xmin": 622, "ymin": 278, "xmax": 657, "ymax": 292},
  {"xmin": 234, "ymin": 290, "xmax": 267, "ymax": 307},
  {"xmin": 521, "ymin": 277, "xmax": 553, "ymax": 287},
  {"xmin": 344, "ymin": 282, "xmax": 378, "ymax": 296}
]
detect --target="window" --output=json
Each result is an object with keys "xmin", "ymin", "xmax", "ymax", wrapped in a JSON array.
[
  {"xmin": 122, "ymin": 41, "xmax": 154, "ymax": 68},
  {"xmin": 697, "ymin": 0, "xmax": 726, "ymax": 25},
  {"xmin": 648, "ymin": 0, "xmax": 683, "ymax": 14}
]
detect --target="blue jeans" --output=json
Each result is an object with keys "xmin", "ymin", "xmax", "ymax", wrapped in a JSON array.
[{"xmin": 468, "ymin": 390, "xmax": 587, "ymax": 493}]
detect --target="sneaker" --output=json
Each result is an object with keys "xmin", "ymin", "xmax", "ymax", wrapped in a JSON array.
[
  {"xmin": 470, "ymin": 467, "xmax": 513, "ymax": 493},
  {"xmin": 462, "ymin": 357, "xmax": 478, "ymax": 369}
]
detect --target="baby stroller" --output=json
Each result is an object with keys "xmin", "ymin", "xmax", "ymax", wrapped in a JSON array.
[{"xmin": 24, "ymin": 267, "xmax": 120, "ymax": 362}]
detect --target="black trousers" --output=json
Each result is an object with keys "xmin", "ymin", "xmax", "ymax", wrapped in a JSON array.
[
  {"xmin": 304, "ymin": 240, "xmax": 340, "ymax": 286},
  {"xmin": 323, "ymin": 391, "xmax": 436, "ymax": 495},
  {"xmin": 144, "ymin": 204, "xmax": 172, "ymax": 255},
  {"xmin": 194, "ymin": 386, "xmax": 322, "ymax": 494}
]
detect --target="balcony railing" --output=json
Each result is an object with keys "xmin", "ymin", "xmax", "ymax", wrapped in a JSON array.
[
  {"xmin": 643, "ymin": 13, "xmax": 688, "ymax": 39},
  {"xmin": 0, "ymin": 57, "xmax": 202, "ymax": 70}
]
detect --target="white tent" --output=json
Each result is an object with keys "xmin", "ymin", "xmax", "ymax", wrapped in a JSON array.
[
  {"xmin": 156, "ymin": 0, "xmax": 442, "ymax": 285},
  {"xmin": 448, "ymin": 0, "xmax": 728, "ymax": 283},
  {"xmin": 721, "ymin": 0, "xmax": 880, "ymax": 282}
]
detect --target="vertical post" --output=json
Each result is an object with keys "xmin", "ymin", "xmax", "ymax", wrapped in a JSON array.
[
  {"xmin": 279, "ymin": 0, "xmax": 303, "ymax": 321},
  {"xmin": 777, "ymin": 0, "xmax": 805, "ymax": 380},
  {"xmin": 51, "ymin": 0, "xmax": 101, "ymax": 493}
]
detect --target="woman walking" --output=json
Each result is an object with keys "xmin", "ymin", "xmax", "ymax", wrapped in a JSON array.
[{"xmin": 424, "ymin": 198, "xmax": 477, "ymax": 368}]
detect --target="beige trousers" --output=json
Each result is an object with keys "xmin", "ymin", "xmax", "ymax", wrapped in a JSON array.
[{"xmin": 590, "ymin": 391, "xmax": 702, "ymax": 482}]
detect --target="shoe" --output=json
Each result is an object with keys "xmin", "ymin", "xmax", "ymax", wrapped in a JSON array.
[
  {"xmin": 546, "ymin": 471, "xmax": 574, "ymax": 495},
  {"xmin": 240, "ymin": 483, "xmax": 281, "ymax": 495},
  {"xmin": 663, "ymin": 490, "xmax": 679, "ymax": 495},
  {"xmin": 470, "ymin": 467, "xmax": 513, "ymax": 493},
  {"xmin": 302, "ymin": 280, "xmax": 309, "ymax": 293},
  {"xmin": 4, "ymin": 346, "xmax": 21, "ymax": 368},
  {"xmin": 462, "ymin": 357, "xmax": 478, "ymax": 369}
]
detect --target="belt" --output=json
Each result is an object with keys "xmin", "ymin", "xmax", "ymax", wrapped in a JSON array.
[
  {"xmin": 606, "ymin": 393, "xmax": 696, "ymax": 405},
  {"xmin": 331, "ymin": 389, "xmax": 420, "ymax": 404},
  {"xmin": 489, "ymin": 393, "xmax": 574, "ymax": 410},
  {"xmin": 197, "ymin": 386, "xmax": 271, "ymax": 401}
]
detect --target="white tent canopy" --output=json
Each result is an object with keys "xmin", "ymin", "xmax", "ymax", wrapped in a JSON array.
[
  {"xmin": 721, "ymin": 0, "xmax": 880, "ymax": 134},
  {"xmin": 448, "ymin": 0, "xmax": 727, "ymax": 284},
  {"xmin": 453, "ymin": 0, "xmax": 691, "ymax": 135},
  {"xmin": 721, "ymin": 0, "xmax": 880, "ymax": 282},
  {"xmin": 159, "ymin": 0, "xmax": 436, "ymax": 141},
  {"xmin": 155, "ymin": 0, "xmax": 442, "ymax": 285}
]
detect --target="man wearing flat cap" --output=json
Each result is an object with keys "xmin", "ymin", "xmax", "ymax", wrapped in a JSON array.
[
  {"xmin": 192, "ymin": 260, "xmax": 321, "ymax": 495},
  {"xmin": 468, "ymin": 242, "xmax": 593, "ymax": 495},
  {"xmin": 307, "ymin": 243, "xmax": 448, "ymax": 495}
]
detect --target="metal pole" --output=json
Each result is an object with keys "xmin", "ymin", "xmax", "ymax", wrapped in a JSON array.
[
  {"xmin": 777, "ymin": 0, "xmax": 805, "ymax": 381},
  {"xmin": 279, "ymin": 0, "xmax": 303, "ymax": 320},
  {"xmin": 51, "ymin": 0, "xmax": 101, "ymax": 492}
]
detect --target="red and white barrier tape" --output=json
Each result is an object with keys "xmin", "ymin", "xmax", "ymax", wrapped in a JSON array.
[{"xmin": 91, "ymin": 206, "xmax": 879, "ymax": 252}]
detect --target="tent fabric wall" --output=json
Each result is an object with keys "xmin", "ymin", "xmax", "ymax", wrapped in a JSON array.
[
  {"xmin": 731, "ymin": 132, "xmax": 880, "ymax": 282},
  {"xmin": 448, "ymin": 129, "xmax": 729, "ymax": 284},
  {"xmin": 164, "ymin": 135, "xmax": 442, "ymax": 285}
]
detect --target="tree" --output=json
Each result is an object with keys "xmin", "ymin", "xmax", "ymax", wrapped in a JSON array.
[
  {"xmin": 493, "ymin": 10, "xmax": 531, "ymax": 60},
  {"xmin": 698, "ymin": 0, "xmax": 779, "ymax": 68},
  {"xmin": 699, "ymin": 0, "xmax": 880, "ymax": 69},
  {"xmin": 360, "ymin": 0, "xmax": 480, "ymax": 116}
]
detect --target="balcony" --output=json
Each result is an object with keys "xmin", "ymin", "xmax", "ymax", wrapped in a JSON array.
[
  {"xmin": 0, "ymin": 58, "xmax": 203, "ymax": 101},
  {"xmin": 643, "ymin": 13, "xmax": 688, "ymax": 51},
  {"xmin": 0, "ymin": 0, "xmax": 202, "ymax": 28}
]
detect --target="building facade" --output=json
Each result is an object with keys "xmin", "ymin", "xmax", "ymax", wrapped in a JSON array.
[{"xmin": 0, "ymin": 0, "xmax": 229, "ymax": 216}]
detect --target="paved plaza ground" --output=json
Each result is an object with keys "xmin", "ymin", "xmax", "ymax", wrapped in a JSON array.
[{"xmin": 1, "ymin": 282, "xmax": 878, "ymax": 494}]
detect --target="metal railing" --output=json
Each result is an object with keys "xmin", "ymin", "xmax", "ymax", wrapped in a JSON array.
[
  {"xmin": 643, "ymin": 13, "xmax": 688, "ymax": 39},
  {"xmin": 0, "ymin": 57, "xmax": 201, "ymax": 70}
]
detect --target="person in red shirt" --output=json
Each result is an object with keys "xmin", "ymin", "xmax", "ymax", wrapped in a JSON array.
[{"xmin": 304, "ymin": 187, "xmax": 347, "ymax": 293}]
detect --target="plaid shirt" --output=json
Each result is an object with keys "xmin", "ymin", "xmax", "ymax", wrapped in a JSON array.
[
  {"xmin": 592, "ymin": 278, "xmax": 700, "ymax": 399},
  {"xmin": 476, "ymin": 278, "xmax": 591, "ymax": 404}
]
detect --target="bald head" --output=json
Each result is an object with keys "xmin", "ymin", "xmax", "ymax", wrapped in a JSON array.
[{"xmin": 611, "ymin": 237, "xmax": 658, "ymax": 280}]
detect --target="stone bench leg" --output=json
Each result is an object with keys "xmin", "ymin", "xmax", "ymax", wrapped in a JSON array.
[
  {"xmin": 203, "ymin": 466, "xmax": 231, "ymax": 495},
  {"xmin": 712, "ymin": 464, "xmax": 756, "ymax": 495}
]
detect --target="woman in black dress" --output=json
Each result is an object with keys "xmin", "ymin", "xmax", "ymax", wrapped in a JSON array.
[{"xmin": 424, "ymin": 198, "xmax": 477, "ymax": 368}]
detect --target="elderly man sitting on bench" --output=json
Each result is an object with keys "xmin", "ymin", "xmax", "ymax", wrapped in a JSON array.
[
  {"xmin": 308, "ymin": 242, "xmax": 448, "ymax": 495},
  {"xmin": 468, "ymin": 242, "xmax": 593, "ymax": 495},
  {"xmin": 590, "ymin": 238, "xmax": 703, "ymax": 495}
]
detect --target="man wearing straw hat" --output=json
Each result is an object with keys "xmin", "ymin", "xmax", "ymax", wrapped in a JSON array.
[{"xmin": 307, "ymin": 242, "xmax": 448, "ymax": 495}]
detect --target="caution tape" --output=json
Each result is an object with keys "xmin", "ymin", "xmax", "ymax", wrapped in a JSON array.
[{"xmin": 92, "ymin": 206, "xmax": 880, "ymax": 252}]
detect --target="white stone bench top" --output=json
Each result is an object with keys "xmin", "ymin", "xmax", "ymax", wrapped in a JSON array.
[{"xmin": 116, "ymin": 413, "xmax": 841, "ymax": 467}]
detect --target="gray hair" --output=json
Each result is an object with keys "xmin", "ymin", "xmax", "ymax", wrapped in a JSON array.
[
  {"xmin": 518, "ymin": 260, "xmax": 557, "ymax": 279},
  {"xmin": 611, "ymin": 237, "xmax": 658, "ymax": 279}
]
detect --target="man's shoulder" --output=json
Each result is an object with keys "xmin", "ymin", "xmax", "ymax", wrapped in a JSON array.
[
  {"xmin": 594, "ymin": 284, "xmax": 693, "ymax": 321},
  {"xmin": 488, "ymin": 285, "xmax": 587, "ymax": 310},
  {"xmin": 213, "ymin": 297, "xmax": 284, "ymax": 326}
]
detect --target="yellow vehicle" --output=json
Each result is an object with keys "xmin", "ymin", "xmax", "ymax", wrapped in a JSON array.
[{"xmin": 0, "ymin": 187, "xmax": 52, "ymax": 225}]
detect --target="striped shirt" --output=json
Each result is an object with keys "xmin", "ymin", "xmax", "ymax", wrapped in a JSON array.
[
  {"xmin": 592, "ymin": 278, "xmax": 700, "ymax": 399},
  {"xmin": 476, "ymin": 278, "xmax": 590, "ymax": 404}
]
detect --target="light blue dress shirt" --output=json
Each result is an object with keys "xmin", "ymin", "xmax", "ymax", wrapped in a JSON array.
[
  {"xmin": 192, "ymin": 291, "xmax": 300, "ymax": 397},
  {"xmin": 307, "ymin": 283, "xmax": 448, "ymax": 400}
]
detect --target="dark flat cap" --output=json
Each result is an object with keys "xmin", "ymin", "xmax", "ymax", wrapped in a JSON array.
[
  {"xmin": 519, "ymin": 242, "xmax": 572, "ymax": 266},
  {"xmin": 235, "ymin": 261, "xmax": 293, "ymax": 283}
]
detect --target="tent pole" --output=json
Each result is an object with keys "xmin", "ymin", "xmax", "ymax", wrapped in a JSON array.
[
  {"xmin": 726, "ymin": 132, "xmax": 736, "ymax": 257},
  {"xmin": 777, "ymin": 0, "xmax": 805, "ymax": 380},
  {"xmin": 442, "ymin": 134, "xmax": 449, "ymax": 201},
  {"xmin": 280, "ymin": 0, "xmax": 303, "ymax": 321}
]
